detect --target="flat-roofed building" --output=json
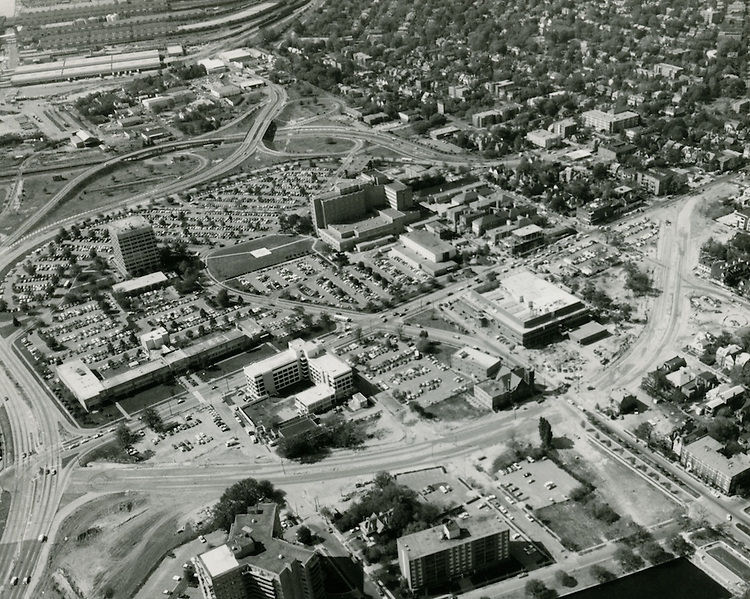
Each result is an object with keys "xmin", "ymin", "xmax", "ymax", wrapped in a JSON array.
[
  {"xmin": 451, "ymin": 346, "xmax": 502, "ymax": 379},
  {"xmin": 677, "ymin": 436, "xmax": 750, "ymax": 494},
  {"xmin": 582, "ymin": 109, "xmax": 640, "ymax": 133},
  {"xmin": 243, "ymin": 339, "xmax": 352, "ymax": 403},
  {"xmin": 397, "ymin": 518, "xmax": 510, "ymax": 592},
  {"xmin": 57, "ymin": 330, "xmax": 252, "ymax": 410},
  {"xmin": 526, "ymin": 129, "xmax": 561, "ymax": 148},
  {"xmin": 194, "ymin": 503, "xmax": 325, "ymax": 599},
  {"xmin": 505, "ymin": 223, "xmax": 544, "ymax": 255},
  {"xmin": 464, "ymin": 271, "xmax": 589, "ymax": 347},
  {"xmin": 390, "ymin": 230, "xmax": 458, "ymax": 276},
  {"xmin": 141, "ymin": 327, "xmax": 169, "ymax": 351},
  {"xmin": 112, "ymin": 271, "xmax": 168, "ymax": 295},
  {"xmin": 295, "ymin": 384, "xmax": 335, "ymax": 415},
  {"xmin": 109, "ymin": 215, "xmax": 160, "ymax": 277}
]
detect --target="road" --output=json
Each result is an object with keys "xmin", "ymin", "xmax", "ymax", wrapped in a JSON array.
[
  {"xmin": 0, "ymin": 81, "xmax": 746, "ymax": 598},
  {"xmin": 0, "ymin": 76, "xmax": 289, "ymax": 597}
]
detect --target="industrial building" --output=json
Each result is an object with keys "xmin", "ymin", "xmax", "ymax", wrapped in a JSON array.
[
  {"xmin": 10, "ymin": 49, "xmax": 162, "ymax": 86},
  {"xmin": 243, "ymin": 339, "xmax": 353, "ymax": 404},
  {"xmin": 109, "ymin": 215, "xmax": 161, "ymax": 277},
  {"xmin": 57, "ymin": 329, "xmax": 255, "ymax": 410},
  {"xmin": 194, "ymin": 503, "xmax": 326, "ymax": 599},
  {"xmin": 397, "ymin": 518, "xmax": 510, "ymax": 591},
  {"xmin": 464, "ymin": 271, "xmax": 589, "ymax": 347}
]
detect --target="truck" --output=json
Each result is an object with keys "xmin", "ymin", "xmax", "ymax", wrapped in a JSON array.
[{"xmin": 333, "ymin": 314, "xmax": 352, "ymax": 323}]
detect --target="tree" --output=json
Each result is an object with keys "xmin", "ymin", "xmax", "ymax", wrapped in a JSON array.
[
  {"xmin": 0, "ymin": 299, "xmax": 6, "ymax": 312},
  {"xmin": 619, "ymin": 395, "xmax": 639, "ymax": 415},
  {"xmin": 538, "ymin": 417, "xmax": 553, "ymax": 449},
  {"xmin": 142, "ymin": 407, "xmax": 165, "ymax": 432},
  {"xmin": 12, "ymin": 316, "xmax": 20, "ymax": 327},
  {"xmin": 416, "ymin": 337, "xmax": 432, "ymax": 354},
  {"xmin": 296, "ymin": 525, "xmax": 314, "ymax": 545},
  {"xmin": 614, "ymin": 545, "xmax": 645, "ymax": 572},
  {"xmin": 555, "ymin": 570, "xmax": 577, "ymax": 588},
  {"xmin": 525, "ymin": 579, "xmax": 558, "ymax": 599},
  {"xmin": 115, "ymin": 423, "xmax": 136, "ymax": 448},
  {"xmin": 666, "ymin": 533, "xmax": 694, "ymax": 557},
  {"xmin": 640, "ymin": 540, "xmax": 672, "ymax": 564},
  {"xmin": 216, "ymin": 288, "xmax": 230, "ymax": 309},
  {"xmin": 589, "ymin": 564, "xmax": 615, "ymax": 583},
  {"xmin": 212, "ymin": 478, "xmax": 286, "ymax": 531}
]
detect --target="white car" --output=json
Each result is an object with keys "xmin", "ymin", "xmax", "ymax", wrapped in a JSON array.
[{"xmin": 199, "ymin": 535, "xmax": 207, "ymax": 543}]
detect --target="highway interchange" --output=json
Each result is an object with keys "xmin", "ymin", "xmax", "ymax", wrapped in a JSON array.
[{"xmin": 0, "ymin": 75, "xmax": 749, "ymax": 599}]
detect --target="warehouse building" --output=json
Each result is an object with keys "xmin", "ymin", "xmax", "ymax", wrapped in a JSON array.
[{"xmin": 11, "ymin": 49, "xmax": 162, "ymax": 86}]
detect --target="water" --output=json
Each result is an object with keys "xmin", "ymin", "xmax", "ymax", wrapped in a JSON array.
[{"xmin": 566, "ymin": 559, "xmax": 730, "ymax": 599}]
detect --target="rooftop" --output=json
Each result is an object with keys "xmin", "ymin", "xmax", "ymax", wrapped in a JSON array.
[
  {"xmin": 490, "ymin": 271, "xmax": 581, "ymax": 317},
  {"xmin": 111, "ymin": 271, "xmax": 167, "ymax": 294},
  {"xmin": 199, "ymin": 544, "xmax": 239, "ymax": 577},
  {"xmin": 295, "ymin": 384, "xmax": 334, "ymax": 407},
  {"xmin": 308, "ymin": 353, "xmax": 351, "ymax": 378},
  {"xmin": 56, "ymin": 359, "xmax": 104, "ymax": 401},
  {"xmin": 402, "ymin": 229, "xmax": 455, "ymax": 255},
  {"xmin": 109, "ymin": 215, "xmax": 153, "ymax": 233},
  {"xmin": 453, "ymin": 346, "xmax": 502, "ymax": 369},
  {"xmin": 243, "ymin": 348, "xmax": 297, "ymax": 379},
  {"xmin": 397, "ymin": 516, "xmax": 509, "ymax": 560},
  {"xmin": 684, "ymin": 436, "xmax": 750, "ymax": 474}
]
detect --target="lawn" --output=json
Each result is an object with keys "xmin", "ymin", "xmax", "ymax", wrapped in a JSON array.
[
  {"xmin": 0, "ymin": 490, "xmax": 11, "ymax": 541},
  {"xmin": 270, "ymin": 133, "xmax": 356, "ymax": 155},
  {"xmin": 196, "ymin": 343, "xmax": 279, "ymax": 381},
  {"xmin": 428, "ymin": 395, "xmax": 484, "ymax": 421},
  {"xmin": 0, "ymin": 406, "xmax": 14, "ymax": 464},
  {"xmin": 535, "ymin": 500, "xmax": 607, "ymax": 551},
  {"xmin": 0, "ymin": 170, "xmax": 86, "ymax": 237},
  {"xmin": 707, "ymin": 546, "xmax": 750, "ymax": 579},
  {"xmin": 406, "ymin": 308, "xmax": 462, "ymax": 333},
  {"xmin": 117, "ymin": 382, "xmax": 187, "ymax": 416}
]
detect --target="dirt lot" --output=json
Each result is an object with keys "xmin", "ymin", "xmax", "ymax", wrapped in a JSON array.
[{"xmin": 38, "ymin": 492, "xmax": 197, "ymax": 599}]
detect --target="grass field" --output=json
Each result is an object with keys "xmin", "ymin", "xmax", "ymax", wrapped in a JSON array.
[
  {"xmin": 0, "ymin": 406, "xmax": 14, "ymax": 465},
  {"xmin": 207, "ymin": 234, "xmax": 313, "ymax": 280},
  {"xmin": 428, "ymin": 395, "xmax": 484, "ymax": 421},
  {"xmin": 536, "ymin": 500, "xmax": 609, "ymax": 550},
  {"xmin": 406, "ymin": 308, "xmax": 462, "ymax": 333},
  {"xmin": 707, "ymin": 545, "xmax": 750, "ymax": 579},
  {"xmin": 0, "ymin": 170, "xmax": 86, "ymax": 237},
  {"xmin": 270, "ymin": 133, "xmax": 356, "ymax": 155}
]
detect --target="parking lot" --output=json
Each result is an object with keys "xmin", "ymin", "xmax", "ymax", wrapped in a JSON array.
[
  {"xmin": 496, "ymin": 457, "xmax": 579, "ymax": 510},
  {"xmin": 337, "ymin": 332, "xmax": 470, "ymax": 406}
]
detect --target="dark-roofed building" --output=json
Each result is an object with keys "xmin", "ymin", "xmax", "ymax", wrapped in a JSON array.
[
  {"xmin": 194, "ymin": 503, "xmax": 326, "ymax": 599},
  {"xmin": 473, "ymin": 366, "xmax": 535, "ymax": 410}
]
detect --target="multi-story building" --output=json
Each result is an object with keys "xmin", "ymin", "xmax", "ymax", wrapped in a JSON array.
[
  {"xmin": 525, "ymin": 129, "xmax": 561, "ymax": 149},
  {"xmin": 464, "ymin": 271, "xmax": 589, "ymax": 347},
  {"xmin": 194, "ymin": 503, "xmax": 326, "ymax": 599},
  {"xmin": 243, "ymin": 339, "xmax": 352, "ymax": 403},
  {"xmin": 677, "ymin": 436, "xmax": 750, "ymax": 494},
  {"xmin": 635, "ymin": 168, "xmax": 680, "ymax": 196},
  {"xmin": 109, "ymin": 215, "xmax": 160, "ymax": 277},
  {"xmin": 311, "ymin": 180, "xmax": 419, "ymax": 251},
  {"xmin": 581, "ymin": 109, "xmax": 640, "ymax": 133},
  {"xmin": 474, "ymin": 366, "xmax": 535, "ymax": 410},
  {"xmin": 451, "ymin": 346, "xmax": 503, "ymax": 379},
  {"xmin": 397, "ymin": 518, "xmax": 510, "ymax": 592}
]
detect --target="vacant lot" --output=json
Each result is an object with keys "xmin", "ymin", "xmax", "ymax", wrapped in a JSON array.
[{"xmin": 38, "ymin": 492, "xmax": 196, "ymax": 599}]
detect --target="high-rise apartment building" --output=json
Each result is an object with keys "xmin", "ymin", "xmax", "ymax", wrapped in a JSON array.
[
  {"xmin": 194, "ymin": 504, "xmax": 326, "ymax": 599},
  {"xmin": 109, "ymin": 215, "xmax": 161, "ymax": 276},
  {"xmin": 397, "ymin": 518, "xmax": 510, "ymax": 591}
]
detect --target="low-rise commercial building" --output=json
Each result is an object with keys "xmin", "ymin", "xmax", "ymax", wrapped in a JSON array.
[
  {"xmin": 397, "ymin": 518, "xmax": 510, "ymax": 592},
  {"xmin": 473, "ymin": 366, "xmax": 535, "ymax": 410},
  {"xmin": 464, "ymin": 271, "xmax": 589, "ymax": 347},
  {"xmin": 526, "ymin": 129, "xmax": 561, "ymax": 149},
  {"xmin": 57, "ymin": 329, "xmax": 253, "ymax": 410},
  {"xmin": 451, "ymin": 346, "xmax": 502, "ymax": 379}
]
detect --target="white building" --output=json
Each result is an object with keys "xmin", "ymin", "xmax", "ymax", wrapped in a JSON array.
[
  {"xmin": 109, "ymin": 215, "xmax": 160, "ymax": 277},
  {"xmin": 243, "ymin": 339, "xmax": 353, "ymax": 404}
]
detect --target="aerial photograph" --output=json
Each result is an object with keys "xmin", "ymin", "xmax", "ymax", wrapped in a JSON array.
[{"xmin": 1, "ymin": 0, "xmax": 750, "ymax": 598}]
